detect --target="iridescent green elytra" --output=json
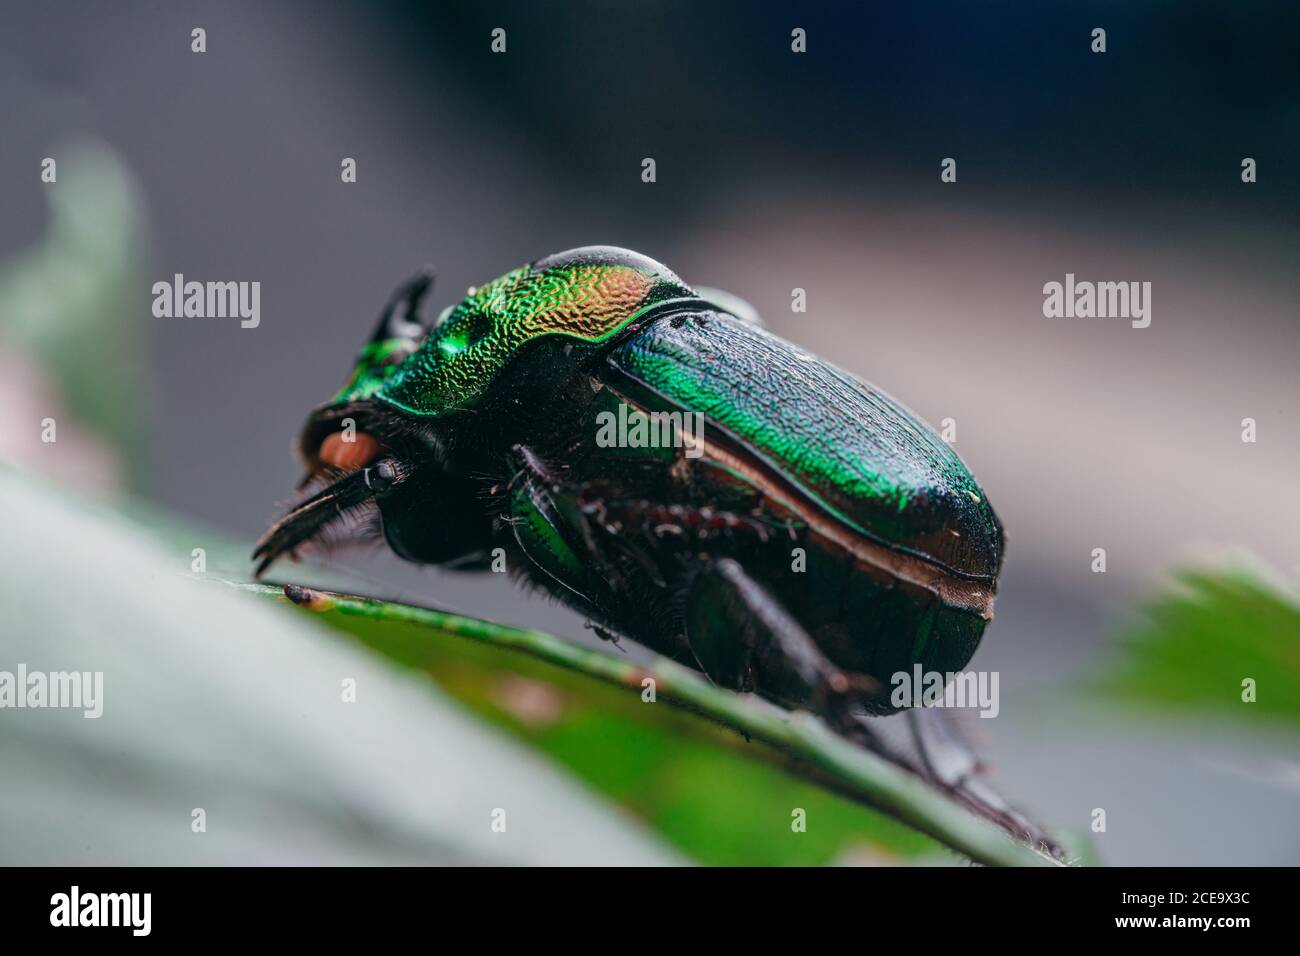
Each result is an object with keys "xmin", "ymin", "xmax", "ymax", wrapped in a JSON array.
[{"xmin": 255, "ymin": 247, "xmax": 1030, "ymax": 839}]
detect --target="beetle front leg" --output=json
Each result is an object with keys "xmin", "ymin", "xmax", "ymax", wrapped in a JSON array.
[{"xmin": 504, "ymin": 443, "xmax": 635, "ymax": 601}]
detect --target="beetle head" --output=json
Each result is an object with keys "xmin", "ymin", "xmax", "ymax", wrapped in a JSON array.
[
  {"xmin": 293, "ymin": 247, "xmax": 695, "ymax": 475},
  {"xmin": 255, "ymin": 248, "xmax": 697, "ymax": 577}
]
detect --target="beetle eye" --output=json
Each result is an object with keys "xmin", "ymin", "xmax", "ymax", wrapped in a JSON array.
[
  {"xmin": 363, "ymin": 458, "xmax": 408, "ymax": 496},
  {"xmin": 365, "ymin": 459, "xmax": 398, "ymax": 492}
]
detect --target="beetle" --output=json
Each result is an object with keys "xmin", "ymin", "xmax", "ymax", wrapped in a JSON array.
[{"xmin": 254, "ymin": 246, "xmax": 1045, "ymax": 845}]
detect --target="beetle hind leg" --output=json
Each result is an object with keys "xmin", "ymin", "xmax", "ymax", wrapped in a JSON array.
[
  {"xmin": 680, "ymin": 558, "xmax": 877, "ymax": 722},
  {"xmin": 905, "ymin": 707, "xmax": 1063, "ymax": 855}
]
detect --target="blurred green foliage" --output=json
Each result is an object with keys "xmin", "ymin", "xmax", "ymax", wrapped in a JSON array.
[
  {"xmin": 1097, "ymin": 570, "xmax": 1300, "ymax": 725},
  {"xmin": 0, "ymin": 141, "xmax": 150, "ymax": 489}
]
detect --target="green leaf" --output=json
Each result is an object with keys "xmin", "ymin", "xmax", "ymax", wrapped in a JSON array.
[
  {"xmin": 1097, "ymin": 569, "xmax": 1300, "ymax": 724},
  {"xmin": 270, "ymin": 586, "xmax": 1062, "ymax": 866},
  {"xmin": 317, "ymin": 604, "xmax": 938, "ymax": 865}
]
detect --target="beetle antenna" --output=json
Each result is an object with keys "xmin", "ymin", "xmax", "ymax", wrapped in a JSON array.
[{"xmin": 251, "ymin": 456, "xmax": 412, "ymax": 578}]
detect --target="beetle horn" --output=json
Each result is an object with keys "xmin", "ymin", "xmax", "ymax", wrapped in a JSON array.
[{"xmin": 369, "ymin": 268, "xmax": 436, "ymax": 343}]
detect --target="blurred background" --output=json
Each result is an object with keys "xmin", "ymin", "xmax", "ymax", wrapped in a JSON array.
[{"xmin": 1, "ymin": 1, "xmax": 1297, "ymax": 864}]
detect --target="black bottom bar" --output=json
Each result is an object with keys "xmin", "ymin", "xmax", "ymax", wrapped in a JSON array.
[{"xmin": 0, "ymin": 865, "xmax": 1281, "ymax": 940}]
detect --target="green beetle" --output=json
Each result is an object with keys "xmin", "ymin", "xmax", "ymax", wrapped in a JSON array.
[{"xmin": 255, "ymin": 246, "xmax": 1037, "ymax": 840}]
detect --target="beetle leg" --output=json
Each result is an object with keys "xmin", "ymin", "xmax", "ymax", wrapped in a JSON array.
[
  {"xmin": 905, "ymin": 707, "xmax": 1060, "ymax": 853},
  {"xmin": 681, "ymin": 557, "xmax": 873, "ymax": 716},
  {"xmin": 506, "ymin": 444, "xmax": 631, "ymax": 595}
]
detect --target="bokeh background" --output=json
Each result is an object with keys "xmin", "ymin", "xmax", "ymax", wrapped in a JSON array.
[{"xmin": 1, "ymin": 1, "xmax": 1297, "ymax": 864}]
